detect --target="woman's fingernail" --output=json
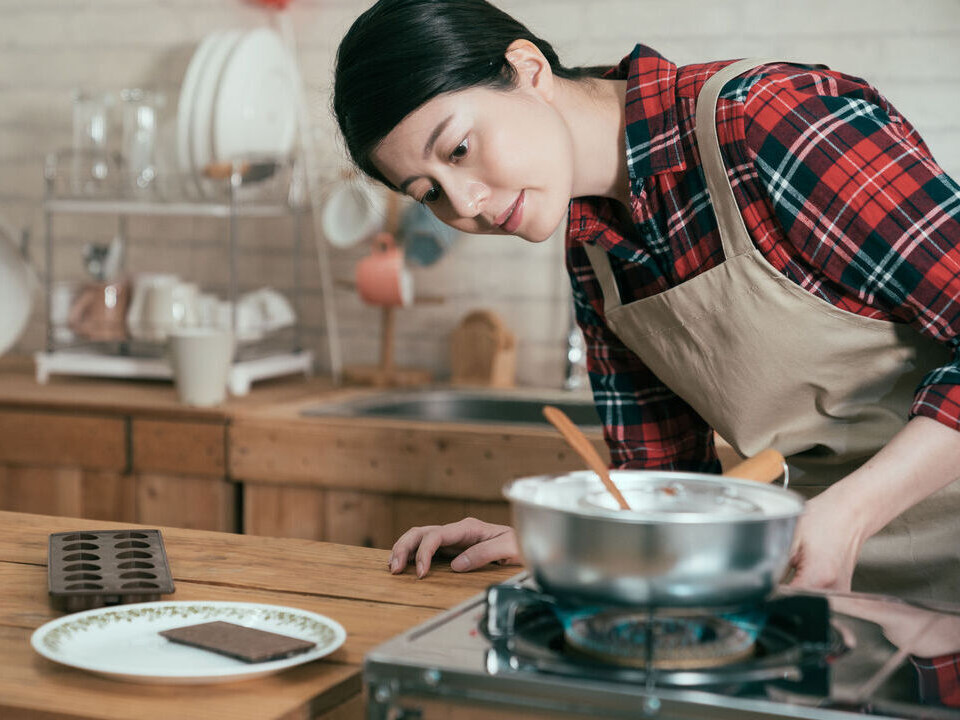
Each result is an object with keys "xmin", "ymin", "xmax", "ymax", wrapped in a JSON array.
[
  {"xmin": 416, "ymin": 561, "xmax": 424, "ymax": 577},
  {"xmin": 451, "ymin": 556, "xmax": 469, "ymax": 571},
  {"xmin": 388, "ymin": 556, "xmax": 398, "ymax": 572}
]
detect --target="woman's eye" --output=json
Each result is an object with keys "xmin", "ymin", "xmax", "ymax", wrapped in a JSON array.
[
  {"xmin": 450, "ymin": 139, "xmax": 469, "ymax": 160},
  {"xmin": 419, "ymin": 185, "xmax": 441, "ymax": 204}
]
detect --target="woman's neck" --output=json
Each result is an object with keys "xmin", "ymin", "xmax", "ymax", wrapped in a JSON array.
[{"xmin": 554, "ymin": 76, "xmax": 629, "ymax": 206}]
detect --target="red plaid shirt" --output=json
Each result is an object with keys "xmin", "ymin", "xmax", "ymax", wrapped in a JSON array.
[{"xmin": 566, "ymin": 45, "xmax": 960, "ymax": 471}]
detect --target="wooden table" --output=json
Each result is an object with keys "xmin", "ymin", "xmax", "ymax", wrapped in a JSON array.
[{"xmin": 0, "ymin": 511, "xmax": 519, "ymax": 720}]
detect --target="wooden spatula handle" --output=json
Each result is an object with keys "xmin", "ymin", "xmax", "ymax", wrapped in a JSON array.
[
  {"xmin": 543, "ymin": 405, "xmax": 632, "ymax": 510},
  {"xmin": 722, "ymin": 448, "xmax": 786, "ymax": 484}
]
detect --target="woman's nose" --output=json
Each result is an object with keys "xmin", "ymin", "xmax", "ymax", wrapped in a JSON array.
[{"xmin": 448, "ymin": 180, "xmax": 488, "ymax": 218}]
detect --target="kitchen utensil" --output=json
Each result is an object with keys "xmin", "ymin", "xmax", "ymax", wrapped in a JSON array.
[
  {"xmin": 31, "ymin": 601, "xmax": 346, "ymax": 684},
  {"xmin": 202, "ymin": 158, "xmax": 280, "ymax": 183},
  {"xmin": 503, "ymin": 462, "xmax": 802, "ymax": 607},
  {"xmin": 449, "ymin": 309, "xmax": 517, "ymax": 387},
  {"xmin": 213, "ymin": 27, "xmax": 300, "ymax": 162},
  {"xmin": 47, "ymin": 529, "xmax": 174, "ymax": 611},
  {"xmin": 126, "ymin": 273, "xmax": 200, "ymax": 342},
  {"xmin": 168, "ymin": 328, "xmax": 234, "ymax": 406},
  {"xmin": 0, "ymin": 217, "xmax": 35, "ymax": 356},
  {"xmin": 67, "ymin": 280, "xmax": 130, "ymax": 342},
  {"xmin": 543, "ymin": 405, "xmax": 630, "ymax": 510}
]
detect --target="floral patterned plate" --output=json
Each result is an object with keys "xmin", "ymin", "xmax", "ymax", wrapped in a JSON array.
[{"xmin": 30, "ymin": 601, "xmax": 347, "ymax": 684}]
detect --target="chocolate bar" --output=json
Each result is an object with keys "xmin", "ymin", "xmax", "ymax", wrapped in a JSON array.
[{"xmin": 159, "ymin": 621, "xmax": 316, "ymax": 663}]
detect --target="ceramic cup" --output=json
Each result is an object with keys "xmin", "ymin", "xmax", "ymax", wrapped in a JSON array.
[
  {"xmin": 168, "ymin": 328, "xmax": 234, "ymax": 406},
  {"xmin": 127, "ymin": 274, "xmax": 200, "ymax": 342},
  {"xmin": 321, "ymin": 175, "xmax": 386, "ymax": 249},
  {"xmin": 399, "ymin": 202, "xmax": 458, "ymax": 267},
  {"xmin": 354, "ymin": 232, "xmax": 414, "ymax": 307}
]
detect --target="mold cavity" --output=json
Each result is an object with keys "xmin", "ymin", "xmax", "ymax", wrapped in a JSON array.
[
  {"xmin": 120, "ymin": 581, "xmax": 160, "ymax": 589},
  {"xmin": 64, "ymin": 552, "xmax": 100, "ymax": 561},
  {"xmin": 61, "ymin": 533, "xmax": 98, "ymax": 541},
  {"xmin": 119, "ymin": 571, "xmax": 157, "ymax": 579},
  {"xmin": 118, "ymin": 561, "xmax": 154, "ymax": 569},
  {"xmin": 63, "ymin": 542, "xmax": 99, "ymax": 551},
  {"xmin": 114, "ymin": 541, "xmax": 150, "ymax": 549},
  {"xmin": 113, "ymin": 532, "xmax": 148, "ymax": 539},
  {"xmin": 64, "ymin": 563, "xmax": 101, "ymax": 572},
  {"xmin": 65, "ymin": 573, "xmax": 103, "ymax": 581},
  {"xmin": 65, "ymin": 583, "xmax": 104, "ymax": 590},
  {"xmin": 116, "ymin": 550, "xmax": 152, "ymax": 559}
]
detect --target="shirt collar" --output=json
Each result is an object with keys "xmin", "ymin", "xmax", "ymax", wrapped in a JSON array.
[{"xmin": 610, "ymin": 44, "xmax": 687, "ymax": 185}]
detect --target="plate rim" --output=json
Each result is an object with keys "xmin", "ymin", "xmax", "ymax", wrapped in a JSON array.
[
  {"xmin": 213, "ymin": 26, "xmax": 300, "ymax": 162},
  {"xmin": 30, "ymin": 599, "xmax": 347, "ymax": 682},
  {"xmin": 176, "ymin": 31, "xmax": 223, "ymax": 190}
]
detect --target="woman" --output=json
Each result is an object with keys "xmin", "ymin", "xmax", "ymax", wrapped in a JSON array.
[{"xmin": 333, "ymin": 0, "xmax": 960, "ymax": 600}]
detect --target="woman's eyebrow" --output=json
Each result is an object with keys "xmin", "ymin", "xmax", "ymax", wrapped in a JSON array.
[
  {"xmin": 398, "ymin": 114, "xmax": 455, "ymax": 193},
  {"xmin": 423, "ymin": 114, "xmax": 453, "ymax": 159}
]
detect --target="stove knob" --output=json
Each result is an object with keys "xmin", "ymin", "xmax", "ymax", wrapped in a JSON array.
[{"xmin": 642, "ymin": 695, "xmax": 661, "ymax": 716}]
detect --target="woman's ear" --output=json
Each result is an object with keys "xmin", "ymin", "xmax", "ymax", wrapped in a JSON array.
[{"xmin": 504, "ymin": 39, "xmax": 555, "ymax": 101}]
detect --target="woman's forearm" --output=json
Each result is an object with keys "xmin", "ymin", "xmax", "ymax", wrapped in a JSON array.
[{"xmin": 827, "ymin": 416, "xmax": 960, "ymax": 539}]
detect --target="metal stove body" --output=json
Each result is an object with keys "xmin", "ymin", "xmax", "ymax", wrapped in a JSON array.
[{"xmin": 365, "ymin": 574, "xmax": 960, "ymax": 719}]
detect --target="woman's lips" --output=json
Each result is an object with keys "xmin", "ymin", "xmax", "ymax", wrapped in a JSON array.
[{"xmin": 497, "ymin": 191, "xmax": 525, "ymax": 233}]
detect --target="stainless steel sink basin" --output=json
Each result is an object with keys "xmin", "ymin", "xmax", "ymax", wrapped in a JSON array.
[{"xmin": 301, "ymin": 388, "xmax": 602, "ymax": 429}]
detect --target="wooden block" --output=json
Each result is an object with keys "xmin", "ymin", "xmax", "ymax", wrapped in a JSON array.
[
  {"xmin": 136, "ymin": 473, "xmax": 237, "ymax": 532},
  {"xmin": 0, "ymin": 410, "xmax": 126, "ymax": 470},
  {"xmin": 132, "ymin": 418, "xmax": 226, "ymax": 477}
]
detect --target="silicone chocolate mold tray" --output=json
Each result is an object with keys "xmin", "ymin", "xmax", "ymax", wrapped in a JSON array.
[{"xmin": 48, "ymin": 529, "xmax": 175, "ymax": 611}]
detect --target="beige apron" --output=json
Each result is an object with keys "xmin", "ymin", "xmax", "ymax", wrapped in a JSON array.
[{"xmin": 584, "ymin": 58, "xmax": 960, "ymax": 601}]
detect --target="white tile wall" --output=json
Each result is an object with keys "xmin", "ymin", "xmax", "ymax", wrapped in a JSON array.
[{"xmin": 2, "ymin": 0, "xmax": 959, "ymax": 386}]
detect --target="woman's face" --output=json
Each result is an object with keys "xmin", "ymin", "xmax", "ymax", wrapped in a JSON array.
[{"xmin": 371, "ymin": 82, "xmax": 575, "ymax": 243}]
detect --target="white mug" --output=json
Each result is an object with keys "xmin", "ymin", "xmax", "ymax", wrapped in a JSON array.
[{"xmin": 168, "ymin": 328, "xmax": 234, "ymax": 406}]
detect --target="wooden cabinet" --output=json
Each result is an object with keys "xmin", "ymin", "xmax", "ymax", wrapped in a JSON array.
[
  {"xmin": 231, "ymin": 413, "xmax": 604, "ymax": 548},
  {"xmin": 0, "ymin": 408, "xmax": 236, "ymax": 532}
]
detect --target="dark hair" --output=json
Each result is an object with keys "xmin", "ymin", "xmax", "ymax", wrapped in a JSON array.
[{"xmin": 333, "ymin": 0, "xmax": 603, "ymax": 186}]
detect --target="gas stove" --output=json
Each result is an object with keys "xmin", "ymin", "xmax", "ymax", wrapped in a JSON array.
[{"xmin": 365, "ymin": 574, "xmax": 960, "ymax": 719}]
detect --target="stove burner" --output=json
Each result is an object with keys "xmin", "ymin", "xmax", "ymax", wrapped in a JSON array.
[{"xmin": 564, "ymin": 611, "xmax": 757, "ymax": 669}]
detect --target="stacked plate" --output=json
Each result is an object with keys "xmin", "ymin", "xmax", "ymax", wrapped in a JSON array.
[{"xmin": 177, "ymin": 28, "xmax": 301, "ymax": 198}]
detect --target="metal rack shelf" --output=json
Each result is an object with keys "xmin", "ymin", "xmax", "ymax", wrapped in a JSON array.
[{"xmin": 36, "ymin": 151, "xmax": 335, "ymax": 395}]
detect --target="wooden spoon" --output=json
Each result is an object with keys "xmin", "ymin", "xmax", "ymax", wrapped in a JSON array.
[
  {"xmin": 543, "ymin": 405, "xmax": 632, "ymax": 510},
  {"xmin": 543, "ymin": 406, "xmax": 788, "ymax": 512}
]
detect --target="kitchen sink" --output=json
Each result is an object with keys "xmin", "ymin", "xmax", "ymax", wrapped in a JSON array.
[{"xmin": 301, "ymin": 388, "xmax": 602, "ymax": 429}]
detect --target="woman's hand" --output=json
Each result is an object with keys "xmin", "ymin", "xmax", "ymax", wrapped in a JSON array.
[
  {"xmin": 786, "ymin": 488, "xmax": 867, "ymax": 592},
  {"xmin": 388, "ymin": 517, "xmax": 521, "ymax": 578}
]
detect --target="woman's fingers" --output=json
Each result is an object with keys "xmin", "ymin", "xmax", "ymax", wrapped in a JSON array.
[
  {"xmin": 389, "ymin": 525, "xmax": 438, "ymax": 574},
  {"xmin": 387, "ymin": 518, "xmax": 514, "ymax": 577},
  {"xmin": 450, "ymin": 528, "xmax": 520, "ymax": 572},
  {"xmin": 413, "ymin": 518, "xmax": 490, "ymax": 577}
]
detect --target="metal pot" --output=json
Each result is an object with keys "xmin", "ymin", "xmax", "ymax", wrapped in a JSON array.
[{"xmin": 503, "ymin": 470, "xmax": 804, "ymax": 608}]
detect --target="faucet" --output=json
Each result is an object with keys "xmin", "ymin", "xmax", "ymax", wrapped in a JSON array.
[{"xmin": 563, "ymin": 300, "xmax": 588, "ymax": 391}]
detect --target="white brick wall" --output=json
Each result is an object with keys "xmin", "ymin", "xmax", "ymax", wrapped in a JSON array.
[{"xmin": 2, "ymin": 0, "xmax": 959, "ymax": 386}]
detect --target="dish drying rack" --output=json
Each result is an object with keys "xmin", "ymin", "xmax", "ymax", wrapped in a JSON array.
[{"xmin": 34, "ymin": 151, "xmax": 339, "ymax": 395}]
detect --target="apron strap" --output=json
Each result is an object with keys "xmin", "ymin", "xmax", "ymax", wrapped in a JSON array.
[
  {"xmin": 586, "ymin": 57, "xmax": 780, "ymax": 312},
  {"xmin": 695, "ymin": 57, "xmax": 778, "ymax": 259}
]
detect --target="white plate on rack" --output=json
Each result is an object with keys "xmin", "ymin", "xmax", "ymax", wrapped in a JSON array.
[
  {"xmin": 191, "ymin": 30, "xmax": 243, "ymax": 197},
  {"xmin": 31, "ymin": 600, "xmax": 347, "ymax": 684},
  {"xmin": 176, "ymin": 31, "xmax": 222, "ymax": 197},
  {"xmin": 213, "ymin": 27, "xmax": 300, "ymax": 162}
]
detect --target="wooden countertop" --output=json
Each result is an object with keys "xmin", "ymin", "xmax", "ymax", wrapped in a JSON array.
[
  {"xmin": 0, "ymin": 510, "xmax": 519, "ymax": 720},
  {"xmin": 0, "ymin": 355, "xmax": 335, "ymax": 419}
]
